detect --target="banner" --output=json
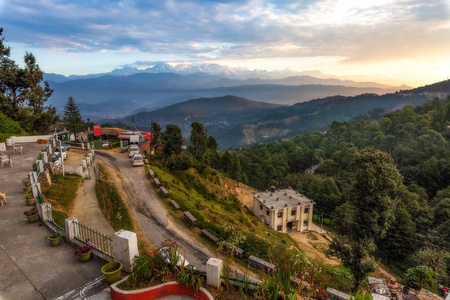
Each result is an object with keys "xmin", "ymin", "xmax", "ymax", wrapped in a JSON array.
[{"xmin": 94, "ymin": 125, "xmax": 101, "ymax": 136}]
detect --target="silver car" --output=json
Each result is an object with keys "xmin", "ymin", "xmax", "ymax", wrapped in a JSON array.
[
  {"xmin": 131, "ymin": 154, "xmax": 144, "ymax": 167},
  {"xmin": 128, "ymin": 145, "xmax": 140, "ymax": 157}
]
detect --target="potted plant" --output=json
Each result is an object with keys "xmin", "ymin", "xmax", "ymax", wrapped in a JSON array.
[
  {"xmin": 45, "ymin": 230, "xmax": 63, "ymax": 246},
  {"xmin": 101, "ymin": 261, "xmax": 123, "ymax": 284},
  {"xmin": 75, "ymin": 245, "xmax": 93, "ymax": 262},
  {"xmin": 24, "ymin": 207, "xmax": 38, "ymax": 223},
  {"xmin": 25, "ymin": 197, "xmax": 35, "ymax": 206}
]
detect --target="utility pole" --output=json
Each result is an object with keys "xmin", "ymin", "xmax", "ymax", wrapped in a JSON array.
[
  {"xmin": 60, "ymin": 141, "xmax": 65, "ymax": 176},
  {"xmin": 320, "ymin": 213, "xmax": 324, "ymax": 234}
]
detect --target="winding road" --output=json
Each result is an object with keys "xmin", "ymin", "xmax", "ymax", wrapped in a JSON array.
[{"xmin": 96, "ymin": 150, "xmax": 213, "ymax": 272}]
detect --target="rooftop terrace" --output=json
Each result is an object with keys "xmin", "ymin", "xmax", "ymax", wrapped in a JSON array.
[{"xmin": 254, "ymin": 188, "xmax": 314, "ymax": 210}]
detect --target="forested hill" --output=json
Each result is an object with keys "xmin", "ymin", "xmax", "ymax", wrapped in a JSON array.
[
  {"xmin": 221, "ymin": 79, "xmax": 450, "ymax": 147},
  {"xmin": 234, "ymin": 97, "xmax": 450, "ymax": 259},
  {"xmin": 123, "ymin": 95, "xmax": 284, "ymax": 136}
]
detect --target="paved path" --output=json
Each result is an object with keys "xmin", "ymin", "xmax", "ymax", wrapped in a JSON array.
[
  {"xmin": 0, "ymin": 142, "xmax": 107, "ymax": 300},
  {"xmin": 71, "ymin": 172, "xmax": 115, "ymax": 237}
]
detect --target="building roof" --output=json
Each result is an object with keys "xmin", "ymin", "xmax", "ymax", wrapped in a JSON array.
[
  {"xmin": 254, "ymin": 188, "xmax": 314, "ymax": 210},
  {"xmin": 100, "ymin": 127, "xmax": 127, "ymax": 136}
]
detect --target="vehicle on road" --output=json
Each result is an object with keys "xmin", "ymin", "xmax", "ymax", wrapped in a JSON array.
[
  {"xmin": 54, "ymin": 148, "xmax": 67, "ymax": 160},
  {"xmin": 131, "ymin": 154, "xmax": 144, "ymax": 167},
  {"xmin": 159, "ymin": 247, "xmax": 190, "ymax": 267},
  {"xmin": 60, "ymin": 142, "xmax": 70, "ymax": 150},
  {"xmin": 128, "ymin": 145, "xmax": 140, "ymax": 157}
]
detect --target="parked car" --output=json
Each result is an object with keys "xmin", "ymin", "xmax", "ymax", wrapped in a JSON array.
[
  {"xmin": 158, "ymin": 246, "xmax": 190, "ymax": 267},
  {"xmin": 128, "ymin": 145, "xmax": 140, "ymax": 157},
  {"xmin": 51, "ymin": 154, "xmax": 62, "ymax": 166},
  {"xmin": 131, "ymin": 154, "xmax": 144, "ymax": 167},
  {"xmin": 60, "ymin": 142, "xmax": 70, "ymax": 150},
  {"xmin": 54, "ymin": 148, "xmax": 67, "ymax": 160}
]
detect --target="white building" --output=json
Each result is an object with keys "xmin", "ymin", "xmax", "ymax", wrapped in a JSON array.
[{"xmin": 253, "ymin": 187, "xmax": 314, "ymax": 233}]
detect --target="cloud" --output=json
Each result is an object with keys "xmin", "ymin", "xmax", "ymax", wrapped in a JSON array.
[{"xmin": 1, "ymin": 0, "xmax": 449, "ymax": 67}]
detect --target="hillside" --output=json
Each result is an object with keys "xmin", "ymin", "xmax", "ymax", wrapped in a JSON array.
[
  {"xmin": 45, "ymin": 72, "xmax": 401, "ymax": 118},
  {"xmin": 121, "ymin": 95, "xmax": 283, "ymax": 135}
]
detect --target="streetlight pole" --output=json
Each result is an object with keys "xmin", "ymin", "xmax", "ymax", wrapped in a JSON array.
[{"xmin": 60, "ymin": 141, "xmax": 65, "ymax": 176}]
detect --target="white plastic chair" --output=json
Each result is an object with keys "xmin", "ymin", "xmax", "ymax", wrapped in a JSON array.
[
  {"xmin": 0, "ymin": 155, "xmax": 12, "ymax": 168},
  {"xmin": 12, "ymin": 141, "xmax": 23, "ymax": 154}
]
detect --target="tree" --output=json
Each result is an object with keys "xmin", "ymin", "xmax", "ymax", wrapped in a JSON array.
[
  {"xmin": 189, "ymin": 122, "xmax": 207, "ymax": 161},
  {"xmin": 0, "ymin": 28, "xmax": 57, "ymax": 134},
  {"xmin": 413, "ymin": 247, "xmax": 449, "ymax": 278},
  {"xmin": 330, "ymin": 148, "xmax": 402, "ymax": 292},
  {"xmin": 162, "ymin": 124, "xmax": 183, "ymax": 161},
  {"xmin": 404, "ymin": 265, "xmax": 437, "ymax": 292},
  {"xmin": 63, "ymin": 97, "xmax": 83, "ymax": 140},
  {"xmin": 150, "ymin": 122, "xmax": 162, "ymax": 152}
]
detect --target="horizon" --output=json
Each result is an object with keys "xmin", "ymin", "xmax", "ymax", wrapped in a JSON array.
[{"xmin": 1, "ymin": 0, "xmax": 449, "ymax": 87}]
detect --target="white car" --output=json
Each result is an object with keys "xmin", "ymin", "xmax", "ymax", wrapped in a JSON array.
[
  {"xmin": 128, "ymin": 145, "xmax": 140, "ymax": 157},
  {"xmin": 54, "ymin": 148, "xmax": 67, "ymax": 160},
  {"xmin": 131, "ymin": 154, "xmax": 144, "ymax": 167},
  {"xmin": 158, "ymin": 247, "xmax": 190, "ymax": 267}
]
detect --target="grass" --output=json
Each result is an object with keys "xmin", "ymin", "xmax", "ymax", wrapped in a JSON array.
[
  {"xmin": 147, "ymin": 154, "xmax": 299, "ymax": 261},
  {"xmin": 43, "ymin": 174, "xmax": 82, "ymax": 215},
  {"xmin": 95, "ymin": 165, "xmax": 134, "ymax": 231}
]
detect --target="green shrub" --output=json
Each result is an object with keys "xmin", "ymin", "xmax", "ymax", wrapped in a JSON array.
[{"xmin": 176, "ymin": 266, "xmax": 204, "ymax": 293}]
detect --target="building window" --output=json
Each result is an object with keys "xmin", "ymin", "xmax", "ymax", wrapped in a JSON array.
[
  {"xmin": 304, "ymin": 207, "xmax": 309, "ymax": 214},
  {"xmin": 260, "ymin": 204, "xmax": 263, "ymax": 210},
  {"xmin": 266, "ymin": 209, "xmax": 270, "ymax": 216},
  {"xmin": 303, "ymin": 221, "xmax": 308, "ymax": 227},
  {"xmin": 291, "ymin": 210, "xmax": 296, "ymax": 216},
  {"xmin": 277, "ymin": 225, "xmax": 282, "ymax": 231},
  {"xmin": 278, "ymin": 212, "xmax": 283, "ymax": 218}
]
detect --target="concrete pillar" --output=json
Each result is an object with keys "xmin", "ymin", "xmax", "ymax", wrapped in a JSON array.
[
  {"xmin": 87, "ymin": 142, "xmax": 91, "ymax": 150},
  {"xmin": 120, "ymin": 139, "xmax": 123, "ymax": 149},
  {"xmin": 42, "ymin": 152, "xmax": 48, "ymax": 164},
  {"xmin": 113, "ymin": 230, "xmax": 139, "ymax": 273},
  {"xmin": 41, "ymin": 203, "xmax": 52, "ymax": 222},
  {"xmin": 81, "ymin": 142, "xmax": 85, "ymax": 150},
  {"xmin": 29, "ymin": 171, "xmax": 38, "ymax": 184},
  {"xmin": 36, "ymin": 160, "xmax": 43, "ymax": 175},
  {"xmin": 65, "ymin": 217, "xmax": 78, "ymax": 241},
  {"xmin": 31, "ymin": 182, "xmax": 41, "ymax": 198},
  {"xmin": 206, "ymin": 258, "xmax": 223, "ymax": 288}
]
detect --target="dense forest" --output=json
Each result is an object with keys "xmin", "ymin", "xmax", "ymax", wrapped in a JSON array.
[{"xmin": 232, "ymin": 97, "xmax": 450, "ymax": 288}]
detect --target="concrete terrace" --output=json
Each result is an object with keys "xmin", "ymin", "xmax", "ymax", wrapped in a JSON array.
[{"xmin": 0, "ymin": 142, "xmax": 108, "ymax": 299}]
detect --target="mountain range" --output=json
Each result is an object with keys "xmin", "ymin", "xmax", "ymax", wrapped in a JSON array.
[
  {"xmin": 44, "ymin": 64, "xmax": 410, "ymax": 119},
  {"xmin": 114, "ymin": 79, "xmax": 450, "ymax": 148}
]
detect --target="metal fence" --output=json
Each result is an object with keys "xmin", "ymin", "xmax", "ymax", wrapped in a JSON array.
[
  {"xmin": 73, "ymin": 220, "xmax": 114, "ymax": 257},
  {"xmin": 36, "ymin": 185, "xmax": 44, "ymax": 204},
  {"xmin": 47, "ymin": 206, "xmax": 68, "ymax": 231}
]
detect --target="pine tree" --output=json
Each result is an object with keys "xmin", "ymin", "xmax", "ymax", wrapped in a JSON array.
[{"xmin": 63, "ymin": 96, "xmax": 83, "ymax": 140}]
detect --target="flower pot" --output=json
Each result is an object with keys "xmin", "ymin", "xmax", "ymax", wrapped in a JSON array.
[
  {"xmin": 79, "ymin": 250, "xmax": 92, "ymax": 262},
  {"xmin": 101, "ymin": 262, "xmax": 122, "ymax": 284},
  {"xmin": 26, "ymin": 198, "xmax": 35, "ymax": 206},
  {"xmin": 26, "ymin": 213, "xmax": 38, "ymax": 223},
  {"xmin": 47, "ymin": 235, "xmax": 61, "ymax": 246}
]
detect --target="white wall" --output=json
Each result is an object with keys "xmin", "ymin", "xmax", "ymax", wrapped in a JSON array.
[{"xmin": 11, "ymin": 135, "xmax": 52, "ymax": 143}]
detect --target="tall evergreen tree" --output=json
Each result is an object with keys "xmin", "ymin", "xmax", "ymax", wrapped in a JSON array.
[
  {"xmin": 63, "ymin": 96, "xmax": 83, "ymax": 140},
  {"xmin": 0, "ymin": 27, "xmax": 57, "ymax": 134},
  {"xmin": 150, "ymin": 122, "xmax": 162, "ymax": 152},
  {"xmin": 190, "ymin": 122, "xmax": 207, "ymax": 161},
  {"xmin": 162, "ymin": 124, "xmax": 183, "ymax": 160}
]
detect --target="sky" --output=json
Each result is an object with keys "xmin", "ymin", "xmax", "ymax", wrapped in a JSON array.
[{"xmin": 1, "ymin": 0, "xmax": 449, "ymax": 86}]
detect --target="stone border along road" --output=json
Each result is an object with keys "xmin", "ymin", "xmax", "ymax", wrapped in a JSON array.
[{"xmin": 95, "ymin": 150, "xmax": 214, "ymax": 272}]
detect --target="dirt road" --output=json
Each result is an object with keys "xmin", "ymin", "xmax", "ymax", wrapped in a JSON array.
[{"xmin": 96, "ymin": 150, "xmax": 213, "ymax": 272}]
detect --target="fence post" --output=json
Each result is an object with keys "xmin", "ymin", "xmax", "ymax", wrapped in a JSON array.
[
  {"xmin": 207, "ymin": 258, "xmax": 223, "ymax": 288},
  {"xmin": 31, "ymin": 182, "xmax": 41, "ymax": 199},
  {"xmin": 29, "ymin": 172, "xmax": 38, "ymax": 184},
  {"xmin": 65, "ymin": 217, "xmax": 78, "ymax": 241},
  {"xmin": 42, "ymin": 152, "xmax": 48, "ymax": 163},
  {"xmin": 41, "ymin": 203, "xmax": 51, "ymax": 222},
  {"xmin": 113, "ymin": 230, "xmax": 139, "ymax": 273}
]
